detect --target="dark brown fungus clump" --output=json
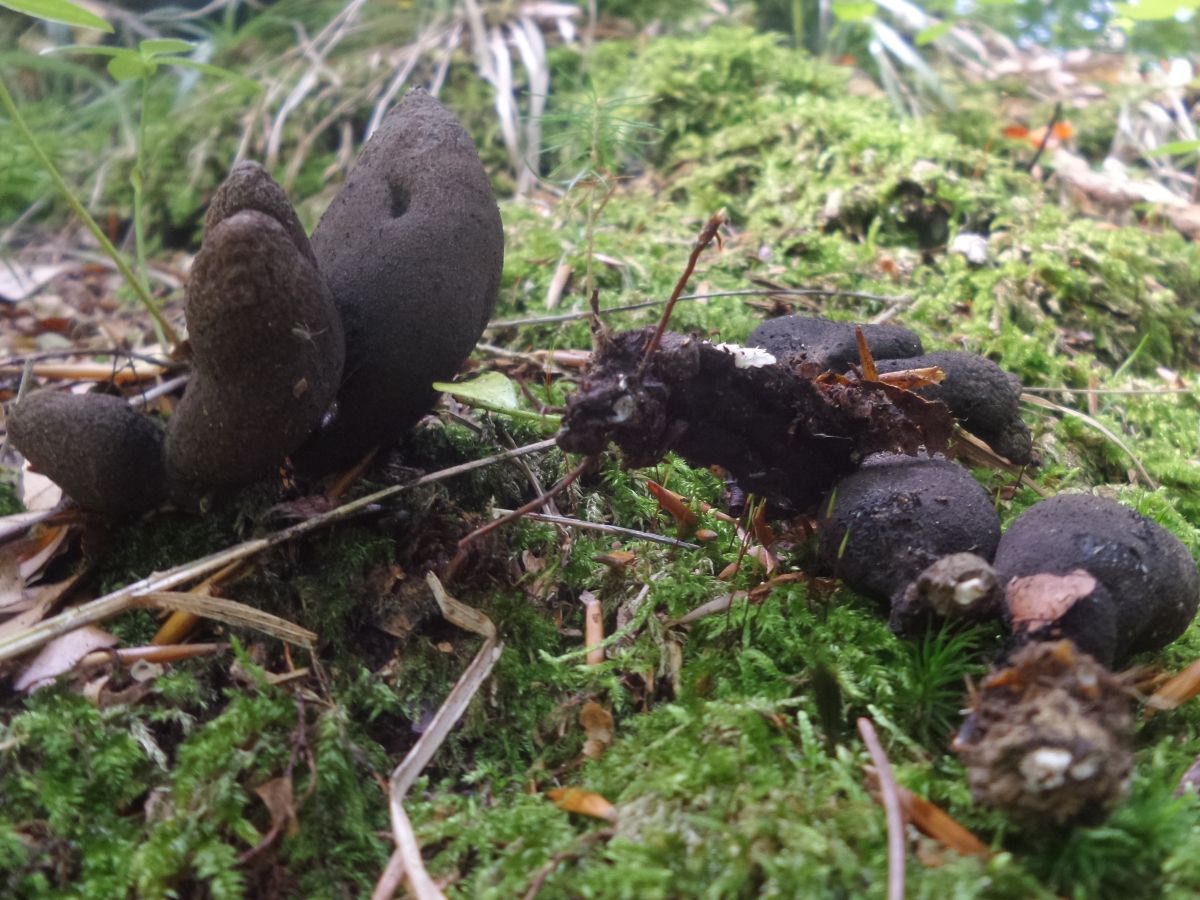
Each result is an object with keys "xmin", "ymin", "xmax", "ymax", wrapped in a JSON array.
[
  {"xmin": 558, "ymin": 329, "xmax": 955, "ymax": 510},
  {"xmin": 296, "ymin": 87, "xmax": 504, "ymax": 472},
  {"xmin": 817, "ymin": 455, "xmax": 1001, "ymax": 610},
  {"xmin": 8, "ymin": 392, "xmax": 167, "ymax": 517},
  {"xmin": 876, "ymin": 351, "xmax": 1032, "ymax": 464},
  {"xmin": 747, "ymin": 315, "xmax": 923, "ymax": 372},
  {"xmin": 953, "ymin": 640, "xmax": 1133, "ymax": 826},
  {"xmin": 889, "ymin": 551, "xmax": 1004, "ymax": 635},
  {"xmin": 165, "ymin": 170, "xmax": 344, "ymax": 491},
  {"xmin": 992, "ymin": 493, "xmax": 1200, "ymax": 667}
]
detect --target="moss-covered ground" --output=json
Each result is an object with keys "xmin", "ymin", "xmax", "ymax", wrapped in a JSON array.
[{"xmin": 4, "ymin": 9, "xmax": 1200, "ymax": 899}]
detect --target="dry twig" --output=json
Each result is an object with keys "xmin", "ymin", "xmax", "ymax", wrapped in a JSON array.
[
  {"xmin": 491, "ymin": 509, "xmax": 699, "ymax": 549},
  {"xmin": 858, "ymin": 717, "xmax": 905, "ymax": 900},
  {"xmin": 641, "ymin": 211, "xmax": 725, "ymax": 370},
  {"xmin": 0, "ymin": 438, "xmax": 558, "ymax": 666},
  {"xmin": 486, "ymin": 287, "xmax": 912, "ymax": 330},
  {"xmin": 372, "ymin": 574, "xmax": 504, "ymax": 900}
]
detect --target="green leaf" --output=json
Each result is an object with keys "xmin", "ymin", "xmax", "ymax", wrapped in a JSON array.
[
  {"xmin": 831, "ymin": 0, "xmax": 876, "ymax": 21},
  {"xmin": 42, "ymin": 43, "xmax": 126, "ymax": 59},
  {"xmin": 1114, "ymin": 0, "xmax": 1200, "ymax": 21},
  {"xmin": 0, "ymin": 0, "xmax": 112, "ymax": 32},
  {"xmin": 915, "ymin": 21, "xmax": 953, "ymax": 45},
  {"xmin": 106, "ymin": 53, "xmax": 152, "ymax": 82},
  {"xmin": 1147, "ymin": 139, "xmax": 1200, "ymax": 156},
  {"xmin": 138, "ymin": 38, "xmax": 195, "ymax": 59},
  {"xmin": 154, "ymin": 57, "xmax": 261, "ymax": 90},
  {"xmin": 432, "ymin": 372, "xmax": 562, "ymax": 428}
]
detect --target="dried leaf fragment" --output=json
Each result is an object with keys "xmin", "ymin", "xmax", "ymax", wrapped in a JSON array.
[
  {"xmin": 581, "ymin": 701, "xmax": 615, "ymax": 760},
  {"xmin": 547, "ymin": 787, "xmax": 618, "ymax": 822}
]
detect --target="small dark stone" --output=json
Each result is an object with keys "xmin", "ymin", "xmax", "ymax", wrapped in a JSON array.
[
  {"xmin": 747, "ymin": 315, "xmax": 923, "ymax": 372},
  {"xmin": 818, "ymin": 455, "xmax": 1001, "ymax": 605},
  {"xmin": 876, "ymin": 350, "xmax": 1032, "ymax": 464},
  {"xmin": 8, "ymin": 391, "xmax": 167, "ymax": 517}
]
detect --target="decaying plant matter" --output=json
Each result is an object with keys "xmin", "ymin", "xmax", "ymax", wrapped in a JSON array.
[
  {"xmin": 749, "ymin": 315, "xmax": 1032, "ymax": 464},
  {"xmin": 954, "ymin": 640, "xmax": 1134, "ymax": 827},
  {"xmin": 558, "ymin": 327, "xmax": 955, "ymax": 511}
]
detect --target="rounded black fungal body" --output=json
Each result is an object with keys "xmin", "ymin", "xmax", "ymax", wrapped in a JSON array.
[
  {"xmin": 747, "ymin": 315, "xmax": 923, "ymax": 373},
  {"xmin": 8, "ymin": 391, "xmax": 167, "ymax": 517},
  {"xmin": 202, "ymin": 160, "xmax": 316, "ymax": 267},
  {"xmin": 992, "ymin": 494, "xmax": 1200, "ymax": 667},
  {"xmin": 165, "ymin": 206, "xmax": 344, "ymax": 492},
  {"xmin": 297, "ymin": 88, "xmax": 504, "ymax": 472},
  {"xmin": 818, "ymin": 455, "xmax": 1001, "ymax": 605},
  {"xmin": 876, "ymin": 350, "xmax": 1032, "ymax": 464}
]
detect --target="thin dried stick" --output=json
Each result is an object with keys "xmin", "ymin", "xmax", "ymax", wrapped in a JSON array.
[
  {"xmin": 1020, "ymin": 393, "xmax": 1156, "ymax": 488},
  {"xmin": 444, "ymin": 455, "xmax": 593, "ymax": 583},
  {"xmin": 491, "ymin": 510, "xmax": 699, "ymax": 549},
  {"xmin": 1022, "ymin": 385, "xmax": 1195, "ymax": 395},
  {"xmin": 1026, "ymin": 101, "xmax": 1063, "ymax": 174},
  {"xmin": 0, "ymin": 438, "xmax": 558, "ymax": 665},
  {"xmin": 640, "ymin": 211, "xmax": 726, "ymax": 370},
  {"xmin": 857, "ymin": 717, "xmax": 905, "ymax": 900},
  {"xmin": 486, "ymin": 286, "xmax": 910, "ymax": 329},
  {"xmin": 522, "ymin": 828, "xmax": 615, "ymax": 900},
  {"xmin": 374, "ymin": 805, "xmax": 445, "ymax": 900},
  {"xmin": 74, "ymin": 642, "xmax": 227, "ymax": 675},
  {"xmin": 373, "ymin": 576, "xmax": 503, "ymax": 900}
]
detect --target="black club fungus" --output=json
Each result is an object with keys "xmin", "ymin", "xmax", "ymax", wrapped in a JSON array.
[
  {"xmin": 818, "ymin": 455, "xmax": 1001, "ymax": 607},
  {"xmin": 992, "ymin": 493, "xmax": 1200, "ymax": 667},
  {"xmin": 8, "ymin": 391, "xmax": 168, "ymax": 517},
  {"xmin": 297, "ymin": 87, "xmax": 505, "ymax": 472},
  {"xmin": 747, "ymin": 315, "xmax": 923, "ymax": 373}
]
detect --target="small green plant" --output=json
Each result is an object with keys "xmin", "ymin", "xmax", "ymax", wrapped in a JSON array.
[
  {"xmin": 541, "ymin": 81, "xmax": 657, "ymax": 302},
  {"xmin": 48, "ymin": 39, "xmax": 256, "ymax": 320},
  {"xmin": 897, "ymin": 622, "xmax": 986, "ymax": 746},
  {"xmin": 0, "ymin": 1, "xmax": 255, "ymax": 348}
]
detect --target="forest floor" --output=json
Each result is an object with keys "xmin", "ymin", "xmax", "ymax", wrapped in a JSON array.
[{"xmin": 4, "ymin": 8, "xmax": 1200, "ymax": 899}]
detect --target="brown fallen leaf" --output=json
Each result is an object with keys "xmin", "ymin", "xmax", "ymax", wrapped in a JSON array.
[
  {"xmin": 594, "ymin": 550, "xmax": 636, "ymax": 570},
  {"xmin": 645, "ymin": 480, "xmax": 697, "ymax": 534},
  {"xmin": 865, "ymin": 768, "xmax": 989, "ymax": 861},
  {"xmin": 898, "ymin": 786, "xmax": 990, "ymax": 858},
  {"xmin": 0, "ymin": 573, "xmax": 81, "ymax": 642},
  {"xmin": 1006, "ymin": 570, "xmax": 1096, "ymax": 630},
  {"xmin": 547, "ymin": 787, "xmax": 618, "ymax": 822},
  {"xmin": 14, "ymin": 624, "xmax": 118, "ymax": 692},
  {"xmin": 877, "ymin": 366, "xmax": 945, "ymax": 391},
  {"xmin": 21, "ymin": 460, "xmax": 62, "ymax": 513},
  {"xmin": 254, "ymin": 775, "xmax": 300, "ymax": 838},
  {"xmin": 854, "ymin": 326, "xmax": 879, "ymax": 382},
  {"xmin": 581, "ymin": 701, "xmax": 614, "ymax": 761},
  {"xmin": 19, "ymin": 524, "xmax": 70, "ymax": 582}
]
